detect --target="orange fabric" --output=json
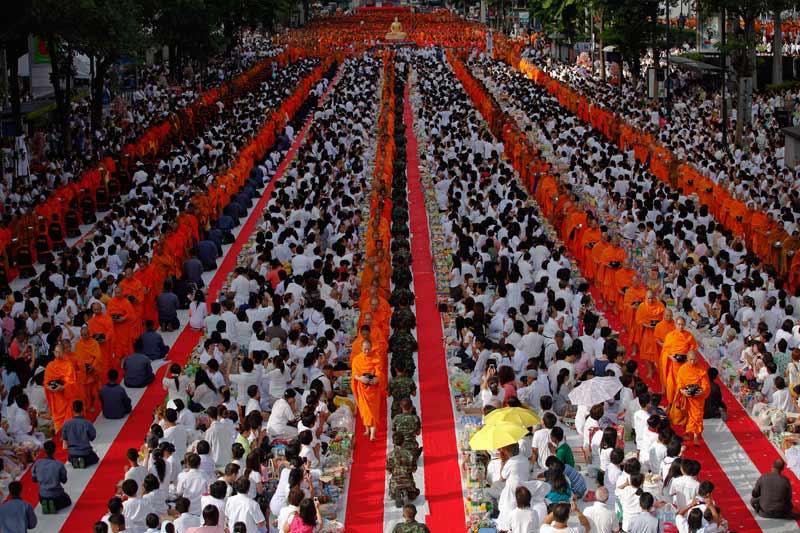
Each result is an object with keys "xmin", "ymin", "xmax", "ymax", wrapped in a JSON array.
[
  {"xmin": 620, "ymin": 284, "xmax": 647, "ymax": 337},
  {"xmin": 44, "ymin": 358, "xmax": 78, "ymax": 430},
  {"xmin": 635, "ymin": 301, "xmax": 666, "ymax": 362},
  {"xmin": 75, "ymin": 338, "xmax": 105, "ymax": 410},
  {"xmin": 669, "ymin": 362, "xmax": 710, "ymax": 434},
  {"xmin": 351, "ymin": 346, "xmax": 385, "ymax": 427},
  {"xmin": 660, "ymin": 329, "xmax": 698, "ymax": 404},
  {"xmin": 87, "ymin": 313, "xmax": 116, "ymax": 367},
  {"xmin": 106, "ymin": 296, "xmax": 137, "ymax": 363},
  {"xmin": 119, "ymin": 277, "xmax": 146, "ymax": 337}
]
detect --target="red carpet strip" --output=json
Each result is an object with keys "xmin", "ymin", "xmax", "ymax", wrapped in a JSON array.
[
  {"xmin": 403, "ymin": 83, "xmax": 467, "ymax": 531},
  {"xmin": 56, "ymin": 88, "xmax": 326, "ymax": 529}
]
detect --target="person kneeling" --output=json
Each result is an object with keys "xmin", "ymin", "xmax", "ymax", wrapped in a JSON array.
[
  {"xmin": 61, "ymin": 400, "xmax": 99, "ymax": 467},
  {"xmin": 386, "ymin": 433, "xmax": 419, "ymax": 507}
]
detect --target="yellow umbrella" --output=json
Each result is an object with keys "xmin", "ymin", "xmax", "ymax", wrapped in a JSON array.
[
  {"xmin": 483, "ymin": 407, "xmax": 540, "ymax": 428},
  {"xmin": 468, "ymin": 422, "xmax": 527, "ymax": 451}
]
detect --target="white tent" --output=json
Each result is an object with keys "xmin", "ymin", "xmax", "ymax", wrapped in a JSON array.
[{"xmin": 17, "ymin": 52, "xmax": 91, "ymax": 78}]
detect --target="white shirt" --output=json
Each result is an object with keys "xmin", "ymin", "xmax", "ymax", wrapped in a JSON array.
[
  {"xmin": 266, "ymin": 398, "xmax": 295, "ymax": 437},
  {"xmin": 162, "ymin": 424, "xmax": 189, "ymax": 461},
  {"xmin": 670, "ymin": 476, "xmax": 700, "ymax": 508},
  {"xmin": 122, "ymin": 497, "xmax": 150, "ymax": 533},
  {"xmin": 173, "ymin": 513, "xmax": 202, "ymax": 533},
  {"xmin": 583, "ymin": 500, "xmax": 616, "ymax": 533},
  {"xmin": 225, "ymin": 493, "xmax": 266, "ymax": 532},
  {"xmin": 176, "ymin": 469, "xmax": 210, "ymax": 515},
  {"xmin": 200, "ymin": 495, "xmax": 226, "ymax": 525},
  {"xmin": 507, "ymin": 507, "xmax": 540, "ymax": 532},
  {"xmin": 531, "ymin": 427, "xmax": 552, "ymax": 469}
]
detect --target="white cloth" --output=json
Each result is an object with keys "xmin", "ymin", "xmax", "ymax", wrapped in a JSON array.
[{"xmin": 225, "ymin": 494, "xmax": 266, "ymax": 532}]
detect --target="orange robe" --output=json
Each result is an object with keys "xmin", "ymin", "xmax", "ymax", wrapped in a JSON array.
[
  {"xmin": 106, "ymin": 296, "xmax": 137, "ymax": 363},
  {"xmin": 88, "ymin": 312, "xmax": 116, "ymax": 369},
  {"xmin": 621, "ymin": 286, "xmax": 647, "ymax": 337},
  {"xmin": 670, "ymin": 362, "xmax": 710, "ymax": 435},
  {"xmin": 660, "ymin": 329, "xmax": 698, "ymax": 404},
  {"xmin": 635, "ymin": 301, "xmax": 666, "ymax": 363},
  {"xmin": 586, "ymin": 240, "xmax": 609, "ymax": 281},
  {"xmin": 608, "ymin": 268, "xmax": 635, "ymax": 309},
  {"xmin": 75, "ymin": 338, "xmax": 105, "ymax": 410},
  {"xmin": 119, "ymin": 278, "xmax": 146, "ymax": 337},
  {"xmin": 351, "ymin": 348, "xmax": 385, "ymax": 427},
  {"xmin": 597, "ymin": 246, "xmax": 626, "ymax": 295},
  {"xmin": 44, "ymin": 359, "xmax": 78, "ymax": 430},
  {"xmin": 576, "ymin": 227, "xmax": 601, "ymax": 265}
]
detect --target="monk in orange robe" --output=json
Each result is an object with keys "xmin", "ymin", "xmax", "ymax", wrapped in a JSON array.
[
  {"xmin": 44, "ymin": 343, "xmax": 79, "ymax": 430},
  {"xmin": 608, "ymin": 266, "xmax": 635, "ymax": 309},
  {"xmin": 669, "ymin": 351, "xmax": 710, "ymax": 445},
  {"xmin": 586, "ymin": 239, "xmax": 609, "ymax": 282},
  {"xmin": 620, "ymin": 276, "xmax": 647, "ymax": 337},
  {"xmin": 74, "ymin": 325, "xmax": 105, "ymax": 413},
  {"xmin": 660, "ymin": 317, "xmax": 698, "ymax": 405},
  {"xmin": 576, "ymin": 220, "xmax": 602, "ymax": 265},
  {"xmin": 119, "ymin": 267, "xmax": 146, "ymax": 337},
  {"xmin": 107, "ymin": 286, "xmax": 138, "ymax": 366},
  {"xmin": 596, "ymin": 238, "xmax": 626, "ymax": 303},
  {"xmin": 351, "ymin": 339, "xmax": 385, "ymax": 441},
  {"xmin": 88, "ymin": 302, "xmax": 115, "ymax": 369},
  {"xmin": 635, "ymin": 291, "xmax": 666, "ymax": 379}
]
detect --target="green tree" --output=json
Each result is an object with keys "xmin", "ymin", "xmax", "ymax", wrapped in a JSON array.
[
  {"xmin": 70, "ymin": 0, "xmax": 149, "ymax": 132},
  {"xmin": 598, "ymin": 0, "xmax": 659, "ymax": 84},
  {"xmin": 0, "ymin": 3, "xmax": 33, "ymax": 132},
  {"xmin": 699, "ymin": 0, "xmax": 767, "ymax": 146}
]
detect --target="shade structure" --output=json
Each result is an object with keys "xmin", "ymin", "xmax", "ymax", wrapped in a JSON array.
[
  {"xmin": 568, "ymin": 376, "xmax": 622, "ymax": 406},
  {"xmin": 468, "ymin": 421, "xmax": 528, "ymax": 451},
  {"xmin": 483, "ymin": 406, "xmax": 541, "ymax": 428}
]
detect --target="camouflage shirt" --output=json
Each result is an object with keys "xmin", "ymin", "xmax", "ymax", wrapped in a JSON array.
[
  {"xmin": 392, "ymin": 412, "xmax": 421, "ymax": 453},
  {"xmin": 392, "ymin": 521, "xmax": 430, "ymax": 533},
  {"xmin": 386, "ymin": 447, "xmax": 416, "ymax": 493}
]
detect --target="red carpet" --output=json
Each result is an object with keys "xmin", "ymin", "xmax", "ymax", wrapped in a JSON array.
[
  {"xmin": 403, "ymin": 84, "xmax": 467, "ymax": 530},
  {"xmin": 57, "ymin": 98, "xmax": 321, "ymax": 529},
  {"xmin": 344, "ymin": 411, "xmax": 388, "ymax": 532}
]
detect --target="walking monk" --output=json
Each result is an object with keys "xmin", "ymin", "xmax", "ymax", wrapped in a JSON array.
[
  {"xmin": 107, "ymin": 286, "xmax": 138, "ymax": 367},
  {"xmin": 87, "ymin": 302, "xmax": 115, "ymax": 371},
  {"xmin": 351, "ymin": 339, "xmax": 385, "ymax": 441},
  {"xmin": 670, "ymin": 351, "xmax": 710, "ymax": 446},
  {"xmin": 635, "ymin": 291, "xmax": 665, "ymax": 380},
  {"xmin": 660, "ymin": 316, "xmax": 698, "ymax": 405},
  {"xmin": 74, "ymin": 325, "xmax": 105, "ymax": 414},
  {"xmin": 44, "ymin": 343, "xmax": 79, "ymax": 431}
]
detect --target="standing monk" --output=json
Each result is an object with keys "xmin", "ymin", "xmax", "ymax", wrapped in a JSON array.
[
  {"xmin": 620, "ymin": 275, "xmax": 647, "ymax": 334},
  {"xmin": 106, "ymin": 286, "xmax": 137, "ymax": 366},
  {"xmin": 660, "ymin": 316, "xmax": 698, "ymax": 405},
  {"xmin": 670, "ymin": 352, "xmax": 710, "ymax": 445},
  {"xmin": 119, "ymin": 267, "xmax": 146, "ymax": 338},
  {"xmin": 62, "ymin": 339, "xmax": 88, "ymax": 409},
  {"xmin": 87, "ymin": 302, "xmax": 115, "ymax": 371},
  {"xmin": 74, "ymin": 325, "xmax": 105, "ymax": 414},
  {"xmin": 44, "ymin": 344, "xmax": 79, "ymax": 431},
  {"xmin": 351, "ymin": 339, "xmax": 385, "ymax": 441},
  {"xmin": 635, "ymin": 291, "xmax": 666, "ymax": 380}
]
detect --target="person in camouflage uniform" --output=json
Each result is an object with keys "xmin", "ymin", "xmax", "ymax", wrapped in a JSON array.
[
  {"xmin": 386, "ymin": 432, "xmax": 419, "ymax": 505},
  {"xmin": 391, "ymin": 504, "xmax": 430, "ymax": 533},
  {"xmin": 388, "ymin": 361, "xmax": 417, "ymax": 418},
  {"xmin": 392, "ymin": 397, "xmax": 421, "ymax": 460}
]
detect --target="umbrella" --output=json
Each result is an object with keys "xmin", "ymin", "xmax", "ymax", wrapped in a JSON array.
[
  {"xmin": 469, "ymin": 422, "xmax": 527, "ymax": 451},
  {"xmin": 568, "ymin": 376, "xmax": 622, "ymax": 407},
  {"xmin": 484, "ymin": 407, "xmax": 540, "ymax": 428}
]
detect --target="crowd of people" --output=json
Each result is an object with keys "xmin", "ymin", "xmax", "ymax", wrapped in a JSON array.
[
  {"xmin": 521, "ymin": 43, "xmax": 800, "ymax": 243},
  {"xmin": 71, "ymin": 52, "xmax": 403, "ymax": 533},
  {"xmin": 1, "ymin": 34, "xmax": 283, "ymax": 224},
  {"xmin": 476, "ymin": 48, "xmax": 800, "ymax": 441}
]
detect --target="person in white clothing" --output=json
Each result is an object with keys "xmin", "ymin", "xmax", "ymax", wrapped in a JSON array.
[
  {"xmin": 627, "ymin": 492, "xmax": 659, "ymax": 533},
  {"xmin": 582, "ymin": 486, "xmax": 618, "ymax": 533},
  {"xmin": 506, "ymin": 485, "xmax": 541, "ymax": 532},
  {"xmin": 175, "ymin": 454, "xmax": 210, "ymax": 515},
  {"xmin": 266, "ymin": 390, "xmax": 298, "ymax": 439},
  {"xmin": 225, "ymin": 478, "xmax": 266, "ymax": 532},
  {"xmin": 496, "ymin": 443, "xmax": 532, "ymax": 530},
  {"xmin": 204, "ymin": 407, "xmax": 237, "ymax": 468}
]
